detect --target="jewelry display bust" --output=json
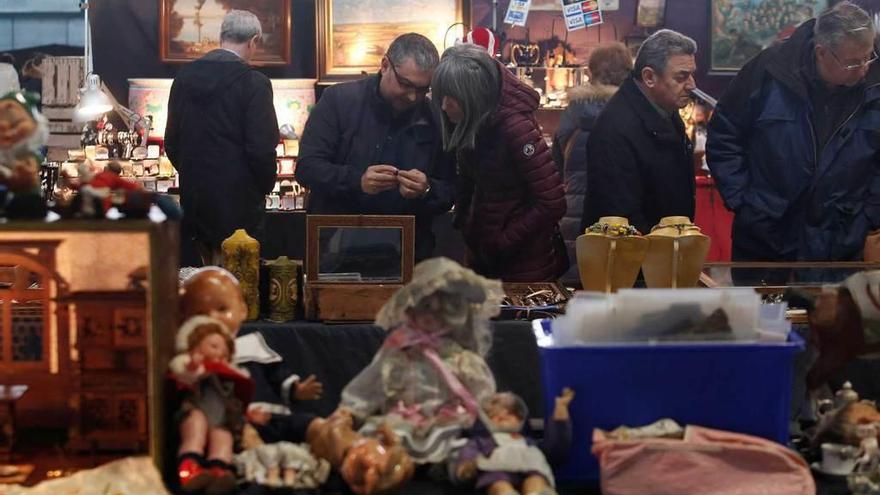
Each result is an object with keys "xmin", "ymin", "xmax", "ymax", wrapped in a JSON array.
[
  {"xmin": 642, "ymin": 216, "xmax": 711, "ymax": 288},
  {"xmin": 575, "ymin": 216, "xmax": 648, "ymax": 293}
]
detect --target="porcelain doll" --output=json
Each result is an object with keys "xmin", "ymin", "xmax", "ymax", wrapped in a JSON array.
[
  {"xmin": 181, "ymin": 267, "xmax": 325, "ymax": 448},
  {"xmin": 0, "ymin": 91, "xmax": 48, "ymax": 219},
  {"xmin": 454, "ymin": 388, "xmax": 574, "ymax": 495},
  {"xmin": 305, "ymin": 407, "xmax": 415, "ymax": 495},
  {"xmin": 168, "ymin": 315, "xmax": 254, "ymax": 494},
  {"xmin": 340, "ymin": 257, "xmax": 505, "ymax": 464}
]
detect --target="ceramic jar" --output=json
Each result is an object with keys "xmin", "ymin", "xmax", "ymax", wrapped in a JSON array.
[
  {"xmin": 266, "ymin": 256, "xmax": 301, "ymax": 322},
  {"xmin": 222, "ymin": 229, "xmax": 260, "ymax": 321}
]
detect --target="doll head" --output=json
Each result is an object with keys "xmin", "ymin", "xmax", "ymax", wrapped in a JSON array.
[
  {"xmin": 341, "ymin": 428, "xmax": 415, "ymax": 494},
  {"xmin": 375, "ymin": 258, "xmax": 504, "ymax": 357},
  {"xmin": 180, "ymin": 266, "xmax": 247, "ymax": 334},
  {"xmin": 483, "ymin": 392, "xmax": 528, "ymax": 433},
  {"xmin": 176, "ymin": 315, "xmax": 234, "ymax": 363}
]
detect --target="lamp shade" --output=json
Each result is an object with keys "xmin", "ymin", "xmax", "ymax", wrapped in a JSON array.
[{"xmin": 74, "ymin": 74, "xmax": 113, "ymax": 122}]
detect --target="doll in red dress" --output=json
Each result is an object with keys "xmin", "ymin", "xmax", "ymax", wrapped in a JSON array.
[{"xmin": 169, "ymin": 315, "xmax": 254, "ymax": 494}]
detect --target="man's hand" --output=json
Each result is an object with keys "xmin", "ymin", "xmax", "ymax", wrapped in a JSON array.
[
  {"xmin": 294, "ymin": 374, "xmax": 324, "ymax": 401},
  {"xmin": 397, "ymin": 169, "xmax": 429, "ymax": 199},
  {"xmin": 361, "ymin": 165, "xmax": 399, "ymax": 195}
]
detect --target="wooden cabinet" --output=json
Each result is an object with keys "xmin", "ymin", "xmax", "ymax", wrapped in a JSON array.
[{"xmin": 67, "ymin": 291, "xmax": 148, "ymax": 452}]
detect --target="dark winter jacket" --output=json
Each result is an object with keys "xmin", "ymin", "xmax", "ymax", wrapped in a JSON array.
[
  {"xmin": 296, "ymin": 74, "xmax": 455, "ymax": 261},
  {"xmin": 165, "ymin": 49, "xmax": 279, "ymax": 249},
  {"xmin": 552, "ymin": 83, "xmax": 617, "ymax": 285},
  {"xmin": 707, "ymin": 20, "xmax": 880, "ymax": 261},
  {"xmin": 582, "ymin": 77, "xmax": 695, "ymax": 235},
  {"xmin": 456, "ymin": 63, "xmax": 568, "ymax": 282}
]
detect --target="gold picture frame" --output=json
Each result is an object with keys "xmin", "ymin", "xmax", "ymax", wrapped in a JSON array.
[
  {"xmin": 316, "ymin": 0, "xmax": 470, "ymax": 81},
  {"xmin": 159, "ymin": 0, "xmax": 291, "ymax": 66}
]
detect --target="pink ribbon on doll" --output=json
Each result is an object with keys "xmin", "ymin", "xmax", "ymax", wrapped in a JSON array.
[{"xmin": 383, "ymin": 325, "xmax": 481, "ymax": 420}]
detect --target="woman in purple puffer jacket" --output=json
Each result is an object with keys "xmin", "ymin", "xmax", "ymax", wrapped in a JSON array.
[{"xmin": 431, "ymin": 44, "xmax": 568, "ymax": 282}]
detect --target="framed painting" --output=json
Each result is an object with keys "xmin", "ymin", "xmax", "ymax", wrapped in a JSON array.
[
  {"xmin": 636, "ymin": 0, "xmax": 666, "ymax": 28},
  {"xmin": 709, "ymin": 0, "xmax": 828, "ymax": 73},
  {"xmin": 159, "ymin": 0, "xmax": 291, "ymax": 65},
  {"xmin": 316, "ymin": 0, "xmax": 470, "ymax": 81}
]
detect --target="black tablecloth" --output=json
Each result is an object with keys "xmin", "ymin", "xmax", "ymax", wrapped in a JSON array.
[{"xmin": 238, "ymin": 320, "xmax": 544, "ymax": 419}]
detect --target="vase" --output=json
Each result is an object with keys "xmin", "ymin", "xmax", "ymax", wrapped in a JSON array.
[
  {"xmin": 221, "ymin": 229, "xmax": 260, "ymax": 321},
  {"xmin": 266, "ymin": 256, "xmax": 301, "ymax": 322}
]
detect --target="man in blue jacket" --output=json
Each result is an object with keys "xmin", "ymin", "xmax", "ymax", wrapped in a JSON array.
[
  {"xmin": 708, "ymin": 1, "xmax": 880, "ymax": 261},
  {"xmin": 296, "ymin": 33, "xmax": 455, "ymax": 261}
]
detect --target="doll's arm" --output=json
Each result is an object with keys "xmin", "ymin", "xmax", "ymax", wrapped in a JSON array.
[
  {"xmin": 292, "ymin": 374, "xmax": 324, "ymax": 401},
  {"xmin": 552, "ymin": 387, "xmax": 575, "ymax": 421},
  {"xmin": 340, "ymin": 350, "xmax": 389, "ymax": 420},
  {"xmin": 453, "ymin": 438, "xmax": 483, "ymax": 482},
  {"xmin": 168, "ymin": 353, "xmax": 204, "ymax": 386},
  {"xmin": 541, "ymin": 388, "xmax": 575, "ymax": 465}
]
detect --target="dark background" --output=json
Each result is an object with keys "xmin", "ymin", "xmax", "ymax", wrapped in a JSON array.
[
  {"xmin": 87, "ymin": 0, "xmax": 880, "ymax": 108},
  {"xmin": 84, "ymin": 0, "xmax": 732, "ymax": 104}
]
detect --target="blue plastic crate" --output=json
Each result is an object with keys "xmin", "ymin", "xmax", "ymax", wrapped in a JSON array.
[{"xmin": 536, "ymin": 319, "xmax": 805, "ymax": 481}]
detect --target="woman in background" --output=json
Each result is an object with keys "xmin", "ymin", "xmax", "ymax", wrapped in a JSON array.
[
  {"xmin": 552, "ymin": 42, "xmax": 632, "ymax": 286},
  {"xmin": 431, "ymin": 44, "xmax": 567, "ymax": 282}
]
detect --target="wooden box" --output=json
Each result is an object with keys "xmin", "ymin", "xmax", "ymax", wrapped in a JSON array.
[{"xmin": 304, "ymin": 215, "xmax": 414, "ymax": 322}]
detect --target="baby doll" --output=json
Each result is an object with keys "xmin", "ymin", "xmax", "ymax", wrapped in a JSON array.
[
  {"xmin": 455, "ymin": 388, "xmax": 575, "ymax": 495},
  {"xmin": 168, "ymin": 315, "xmax": 255, "ymax": 495},
  {"xmin": 340, "ymin": 257, "xmax": 505, "ymax": 464}
]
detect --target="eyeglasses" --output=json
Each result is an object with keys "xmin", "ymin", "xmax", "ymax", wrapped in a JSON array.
[
  {"xmin": 827, "ymin": 46, "xmax": 879, "ymax": 71},
  {"xmin": 387, "ymin": 59, "xmax": 431, "ymax": 94}
]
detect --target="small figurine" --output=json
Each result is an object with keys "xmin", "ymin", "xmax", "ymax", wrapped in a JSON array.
[
  {"xmin": 454, "ymin": 388, "xmax": 574, "ymax": 495},
  {"xmin": 77, "ymin": 160, "xmax": 143, "ymax": 217},
  {"xmin": 168, "ymin": 315, "xmax": 254, "ymax": 494},
  {"xmin": 340, "ymin": 257, "xmax": 504, "ymax": 464},
  {"xmin": 849, "ymin": 424, "xmax": 880, "ymax": 494}
]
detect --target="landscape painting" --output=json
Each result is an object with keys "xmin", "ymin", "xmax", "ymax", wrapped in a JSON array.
[{"xmin": 160, "ymin": 0, "xmax": 291, "ymax": 65}]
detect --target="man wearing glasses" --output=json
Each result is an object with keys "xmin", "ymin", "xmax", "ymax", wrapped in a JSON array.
[
  {"xmin": 708, "ymin": 2, "xmax": 880, "ymax": 262},
  {"xmin": 297, "ymin": 33, "xmax": 455, "ymax": 261}
]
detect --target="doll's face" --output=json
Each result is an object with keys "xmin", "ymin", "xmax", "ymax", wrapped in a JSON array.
[
  {"xmin": 487, "ymin": 404, "xmax": 523, "ymax": 431},
  {"xmin": 181, "ymin": 269, "xmax": 247, "ymax": 333},
  {"xmin": 0, "ymin": 99, "xmax": 36, "ymax": 150},
  {"xmin": 193, "ymin": 332, "xmax": 230, "ymax": 362}
]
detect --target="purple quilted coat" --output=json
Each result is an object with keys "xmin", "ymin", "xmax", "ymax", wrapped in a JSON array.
[{"xmin": 455, "ymin": 63, "xmax": 568, "ymax": 282}]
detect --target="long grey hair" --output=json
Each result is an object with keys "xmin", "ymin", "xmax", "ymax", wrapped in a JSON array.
[{"xmin": 431, "ymin": 44, "xmax": 501, "ymax": 151}]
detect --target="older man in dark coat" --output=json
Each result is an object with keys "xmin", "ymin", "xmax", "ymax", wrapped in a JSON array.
[
  {"xmin": 165, "ymin": 10, "xmax": 279, "ymax": 264},
  {"xmin": 708, "ymin": 2, "xmax": 880, "ymax": 261},
  {"xmin": 581, "ymin": 30, "xmax": 697, "ymax": 235}
]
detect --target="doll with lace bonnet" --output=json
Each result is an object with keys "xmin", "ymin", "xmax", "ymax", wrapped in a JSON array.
[
  {"xmin": 340, "ymin": 257, "xmax": 504, "ymax": 465},
  {"xmin": 168, "ymin": 315, "xmax": 254, "ymax": 495}
]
